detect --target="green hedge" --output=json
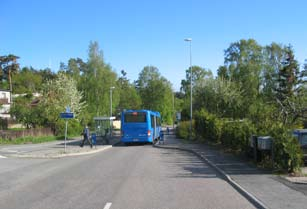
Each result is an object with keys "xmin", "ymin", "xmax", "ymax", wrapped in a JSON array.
[
  {"xmin": 194, "ymin": 109, "xmax": 223, "ymax": 143},
  {"xmin": 221, "ymin": 119, "xmax": 255, "ymax": 151},
  {"xmin": 177, "ymin": 110, "xmax": 303, "ymax": 173},
  {"xmin": 176, "ymin": 121, "xmax": 195, "ymax": 140},
  {"xmin": 268, "ymin": 124, "xmax": 303, "ymax": 173}
]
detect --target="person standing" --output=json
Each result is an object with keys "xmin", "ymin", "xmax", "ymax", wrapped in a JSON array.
[{"xmin": 80, "ymin": 125, "xmax": 92, "ymax": 148}]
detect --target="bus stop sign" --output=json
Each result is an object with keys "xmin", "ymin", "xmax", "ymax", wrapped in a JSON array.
[{"xmin": 60, "ymin": 112, "xmax": 74, "ymax": 119}]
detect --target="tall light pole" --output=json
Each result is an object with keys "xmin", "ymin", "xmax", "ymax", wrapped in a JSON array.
[
  {"xmin": 110, "ymin": 86, "xmax": 115, "ymax": 117},
  {"xmin": 184, "ymin": 38, "xmax": 192, "ymax": 139}
]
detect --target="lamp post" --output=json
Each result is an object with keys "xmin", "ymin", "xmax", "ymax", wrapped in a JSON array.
[
  {"xmin": 110, "ymin": 86, "xmax": 115, "ymax": 117},
  {"xmin": 184, "ymin": 38, "xmax": 192, "ymax": 139}
]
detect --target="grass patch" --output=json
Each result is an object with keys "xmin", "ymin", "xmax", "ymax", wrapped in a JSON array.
[
  {"xmin": 8, "ymin": 128, "xmax": 26, "ymax": 131},
  {"xmin": 0, "ymin": 135, "xmax": 60, "ymax": 145}
]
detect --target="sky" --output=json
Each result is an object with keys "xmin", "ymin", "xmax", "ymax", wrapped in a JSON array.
[{"xmin": 1, "ymin": 0, "xmax": 307, "ymax": 91}]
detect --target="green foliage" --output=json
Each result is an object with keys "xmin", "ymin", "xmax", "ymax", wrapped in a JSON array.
[
  {"xmin": 54, "ymin": 119, "xmax": 83, "ymax": 136},
  {"xmin": 268, "ymin": 124, "xmax": 303, "ymax": 173},
  {"xmin": 219, "ymin": 39, "xmax": 263, "ymax": 117},
  {"xmin": 10, "ymin": 94, "xmax": 47, "ymax": 128},
  {"xmin": 194, "ymin": 77, "xmax": 243, "ymax": 118},
  {"xmin": 248, "ymin": 100, "xmax": 277, "ymax": 135},
  {"xmin": 13, "ymin": 67, "xmax": 43, "ymax": 93},
  {"xmin": 194, "ymin": 109, "xmax": 223, "ymax": 143},
  {"xmin": 221, "ymin": 119, "xmax": 255, "ymax": 151},
  {"xmin": 40, "ymin": 72, "xmax": 86, "ymax": 134},
  {"xmin": 117, "ymin": 70, "xmax": 141, "ymax": 112},
  {"xmin": 135, "ymin": 66, "xmax": 174, "ymax": 124},
  {"xmin": 0, "ymin": 135, "xmax": 58, "ymax": 145},
  {"xmin": 78, "ymin": 41, "xmax": 118, "ymax": 121},
  {"xmin": 0, "ymin": 54, "xmax": 19, "ymax": 91},
  {"xmin": 176, "ymin": 121, "xmax": 193, "ymax": 140}
]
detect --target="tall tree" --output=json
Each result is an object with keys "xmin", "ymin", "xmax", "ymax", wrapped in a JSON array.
[
  {"xmin": 273, "ymin": 46, "xmax": 307, "ymax": 125},
  {"xmin": 78, "ymin": 41, "xmax": 118, "ymax": 120},
  {"xmin": 180, "ymin": 66, "xmax": 212, "ymax": 94},
  {"xmin": 117, "ymin": 70, "xmax": 141, "ymax": 112},
  {"xmin": 135, "ymin": 66, "xmax": 173, "ymax": 123},
  {"xmin": 0, "ymin": 54, "xmax": 20, "ymax": 102},
  {"xmin": 13, "ymin": 67, "xmax": 43, "ymax": 94},
  {"xmin": 218, "ymin": 39, "xmax": 263, "ymax": 117},
  {"xmin": 40, "ymin": 72, "xmax": 86, "ymax": 131}
]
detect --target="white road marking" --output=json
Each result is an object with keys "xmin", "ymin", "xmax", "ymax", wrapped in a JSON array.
[
  {"xmin": 0, "ymin": 155, "xmax": 7, "ymax": 158},
  {"xmin": 103, "ymin": 202, "xmax": 112, "ymax": 209}
]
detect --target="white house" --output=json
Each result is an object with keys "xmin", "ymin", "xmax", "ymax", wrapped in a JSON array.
[{"xmin": 0, "ymin": 90, "xmax": 11, "ymax": 118}]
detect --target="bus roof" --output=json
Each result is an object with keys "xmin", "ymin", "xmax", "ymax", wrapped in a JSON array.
[{"xmin": 123, "ymin": 109, "xmax": 160, "ymax": 116}]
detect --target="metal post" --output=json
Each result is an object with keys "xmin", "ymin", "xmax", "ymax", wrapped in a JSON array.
[
  {"xmin": 184, "ymin": 38, "xmax": 193, "ymax": 139},
  {"xmin": 189, "ymin": 40, "xmax": 192, "ymax": 140},
  {"xmin": 110, "ymin": 86, "xmax": 115, "ymax": 117},
  {"xmin": 110, "ymin": 88, "xmax": 112, "ymax": 117},
  {"xmin": 64, "ymin": 120, "xmax": 68, "ymax": 153},
  {"xmin": 172, "ymin": 91, "xmax": 175, "ymax": 129}
]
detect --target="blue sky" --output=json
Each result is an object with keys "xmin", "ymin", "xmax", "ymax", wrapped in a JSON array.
[{"xmin": 1, "ymin": 0, "xmax": 307, "ymax": 91}]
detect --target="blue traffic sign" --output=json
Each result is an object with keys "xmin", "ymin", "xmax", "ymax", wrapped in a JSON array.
[{"xmin": 60, "ymin": 112, "xmax": 74, "ymax": 119}]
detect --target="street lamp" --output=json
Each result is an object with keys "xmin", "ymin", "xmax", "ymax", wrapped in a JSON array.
[
  {"xmin": 110, "ymin": 86, "xmax": 115, "ymax": 117},
  {"xmin": 184, "ymin": 38, "xmax": 192, "ymax": 139}
]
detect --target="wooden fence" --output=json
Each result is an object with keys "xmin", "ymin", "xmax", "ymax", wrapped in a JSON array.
[{"xmin": 0, "ymin": 128, "xmax": 54, "ymax": 140}]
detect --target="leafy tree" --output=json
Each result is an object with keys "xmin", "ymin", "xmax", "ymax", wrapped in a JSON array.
[
  {"xmin": 117, "ymin": 70, "xmax": 141, "ymax": 112},
  {"xmin": 218, "ymin": 39, "xmax": 263, "ymax": 117},
  {"xmin": 274, "ymin": 46, "xmax": 307, "ymax": 125},
  {"xmin": 261, "ymin": 43, "xmax": 285, "ymax": 99},
  {"xmin": 13, "ymin": 67, "xmax": 43, "ymax": 94},
  {"xmin": 10, "ymin": 94, "xmax": 46, "ymax": 128},
  {"xmin": 180, "ymin": 65, "xmax": 213, "ymax": 94},
  {"xmin": 40, "ymin": 72, "xmax": 86, "ymax": 133},
  {"xmin": 194, "ymin": 77, "xmax": 243, "ymax": 118},
  {"xmin": 180, "ymin": 66, "xmax": 213, "ymax": 120},
  {"xmin": 78, "ymin": 41, "xmax": 118, "ymax": 122},
  {"xmin": 0, "ymin": 54, "xmax": 20, "ymax": 101},
  {"xmin": 66, "ymin": 58, "xmax": 87, "ymax": 82},
  {"xmin": 135, "ymin": 66, "xmax": 173, "ymax": 123}
]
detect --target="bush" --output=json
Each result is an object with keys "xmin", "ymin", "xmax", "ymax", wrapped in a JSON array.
[
  {"xmin": 54, "ymin": 119, "xmax": 83, "ymax": 136},
  {"xmin": 221, "ymin": 119, "xmax": 255, "ymax": 152},
  {"xmin": 194, "ymin": 109, "xmax": 223, "ymax": 143},
  {"xmin": 269, "ymin": 124, "xmax": 303, "ymax": 173},
  {"xmin": 176, "ymin": 121, "xmax": 195, "ymax": 140}
]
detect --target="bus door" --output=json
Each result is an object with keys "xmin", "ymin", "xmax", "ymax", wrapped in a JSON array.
[{"xmin": 151, "ymin": 114, "xmax": 156, "ymax": 141}]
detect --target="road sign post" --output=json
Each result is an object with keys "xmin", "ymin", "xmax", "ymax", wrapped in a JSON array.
[{"xmin": 60, "ymin": 109, "xmax": 74, "ymax": 153}]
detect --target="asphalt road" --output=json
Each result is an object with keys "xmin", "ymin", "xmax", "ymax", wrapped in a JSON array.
[{"xmin": 0, "ymin": 143, "xmax": 255, "ymax": 209}]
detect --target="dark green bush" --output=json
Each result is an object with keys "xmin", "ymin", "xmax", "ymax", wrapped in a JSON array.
[
  {"xmin": 221, "ymin": 119, "xmax": 255, "ymax": 152},
  {"xmin": 269, "ymin": 124, "xmax": 303, "ymax": 173},
  {"xmin": 176, "ymin": 120, "xmax": 195, "ymax": 140},
  {"xmin": 194, "ymin": 109, "xmax": 223, "ymax": 143},
  {"xmin": 54, "ymin": 119, "xmax": 83, "ymax": 136}
]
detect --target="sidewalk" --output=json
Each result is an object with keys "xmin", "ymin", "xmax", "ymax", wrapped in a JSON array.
[
  {"xmin": 156, "ymin": 134, "xmax": 307, "ymax": 209},
  {"xmin": 0, "ymin": 136, "xmax": 120, "ymax": 159}
]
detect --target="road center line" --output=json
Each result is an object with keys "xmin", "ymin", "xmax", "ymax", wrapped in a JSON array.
[{"xmin": 103, "ymin": 202, "xmax": 112, "ymax": 209}]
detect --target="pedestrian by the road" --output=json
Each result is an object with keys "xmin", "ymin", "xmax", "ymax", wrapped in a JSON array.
[{"xmin": 80, "ymin": 125, "xmax": 93, "ymax": 148}]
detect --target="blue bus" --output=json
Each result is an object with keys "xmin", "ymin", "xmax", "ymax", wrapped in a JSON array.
[{"xmin": 121, "ymin": 110, "xmax": 162, "ymax": 144}]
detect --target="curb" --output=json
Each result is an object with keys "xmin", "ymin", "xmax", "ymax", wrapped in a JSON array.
[
  {"xmin": 280, "ymin": 176, "xmax": 307, "ymax": 185},
  {"xmin": 7, "ymin": 145, "xmax": 113, "ymax": 159},
  {"xmin": 154, "ymin": 144, "xmax": 268, "ymax": 209}
]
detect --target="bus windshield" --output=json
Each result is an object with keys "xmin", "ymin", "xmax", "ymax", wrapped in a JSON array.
[{"xmin": 124, "ymin": 112, "xmax": 147, "ymax": 123}]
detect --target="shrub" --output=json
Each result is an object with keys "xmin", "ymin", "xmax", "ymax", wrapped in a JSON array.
[
  {"xmin": 176, "ymin": 121, "xmax": 195, "ymax": 140},
  {"xmin": 54, "ymin": 119, "xmax": 83, "ymax": 137},
  {"xmin": 269, "ymin": 124, "xmax": 303, "ymax": 173},
  {"xmin": 221, "ymin": 119, "xmax": 255, "ymax": 152},
  {"xmin": 194, "ymin": 109, "xmax": 223, "ymax": 143}
]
